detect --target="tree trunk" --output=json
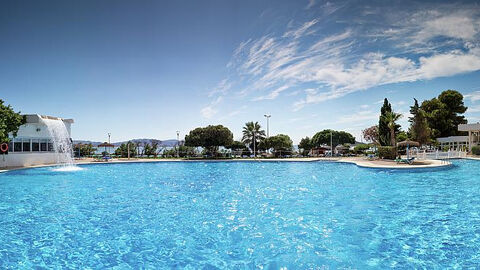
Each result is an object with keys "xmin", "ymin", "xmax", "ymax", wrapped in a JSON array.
[{"xmin": 390, "ymin": 128, "xmax": 396, "ymax": 147}]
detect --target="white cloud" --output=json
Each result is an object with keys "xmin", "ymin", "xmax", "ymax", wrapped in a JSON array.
[
  {"xmin": 465, "ymin": 91, "xmax": 480, "ymax": 102},
  {"xmin": 292, "ymin": 49, "xmax": 480, "ymax": 110},
  {"xmin": 200, "ymin": 106, "xmax": 217, "ymax": 119},
  {"xmin": 337, "ymin": 110, "xmax": 378, "ymax": 124},
  {"xmin": 200, "ymin": 96, "xmax": 223, "ymax": 119},
  {"xmin": 283, "ymin": 19, "xmax": 318, "ymax": 39},
  {"xmin": 413, "ymin": 12, "xmax": 479, "ymax": 43},
  {"xmin": 253, "ymin": 85, "xmax": 290, "ymax": 101},
  {"xmin": 204, "ymin": 4, "xmax": 480, "ymax": 115},
  {"xmin": 379, "ymin": 9, "xmax": 480, "ymax": 53},
  {"xmin": 217, "ymin": 105, "xmax": 248, "ymax": 121},
  {"xmin": 305, "ymin": 0, "xmax": 315, "ymax": 9},
  {"xmin": 467, "ymin": 105, "xmax": 480, "ymax": 113},
  {"xmin": 418, "ymin": 49, "xmax": 480, "ymax": 79},
  {"xmin": 208, "ymin": 79, "xmax": 232, "ymax": 97}
]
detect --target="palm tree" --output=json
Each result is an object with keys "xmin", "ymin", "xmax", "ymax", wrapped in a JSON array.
[
  {"xmin": 242, "ymin": 121, "xmax": 266, "ymax": 157},
  {"xmin": 381, "ymin": 111, "xmax": 402, "ymax": 146}
]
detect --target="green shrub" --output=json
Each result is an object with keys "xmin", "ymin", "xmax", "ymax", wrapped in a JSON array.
[
  {"xmin": 378, "ymin": 146, "xmax": 397, "ymax": 160},
  {"xmin": 354, "ymin": 144, "xmax": 370, "ymax": 154},
  {"xmin": 472, "ymin": 146, "xmax": 480, "ymax": 156}
]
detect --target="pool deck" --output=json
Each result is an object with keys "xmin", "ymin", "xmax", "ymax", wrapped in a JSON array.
[
  {"xmin": 0, "ymin": 156, "xmax": 458, "ymax": 172},
  {"xmin": 336, "ymin": 157, "xmax": 451, "ymax": 169},
  {"xmin": 74, "ymin": 157, "xmax": 454, "ymax": 169}
]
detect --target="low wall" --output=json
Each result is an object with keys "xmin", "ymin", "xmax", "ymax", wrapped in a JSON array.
[{"xmin": 0, "ymin": 153, "xmax": 58, "ymax": 168}]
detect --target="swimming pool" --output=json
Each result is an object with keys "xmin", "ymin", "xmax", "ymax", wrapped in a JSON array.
[{"xmin": 0, "ymin": 160, "xmax": 479, "ymax": 268}]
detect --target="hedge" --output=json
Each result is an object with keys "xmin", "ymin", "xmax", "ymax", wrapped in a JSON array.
[
  {"xmin": 472, "ymin": 146, "xmax": 480, "ymax": 156},
  {"xmin": 378, "ymin": 146, "xmax": 397, "ymax": 160},
  {"xmin": 354, "ymin": 144, "xmax": 370, "ymax": 154}
]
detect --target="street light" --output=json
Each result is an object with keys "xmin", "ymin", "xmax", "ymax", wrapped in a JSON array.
[
  {"xmin": 176, "ymin": 131, "xmax": 180, "ymax": 158},
  {"xmin": 107, "ymin": 133, "xmax": 111, "ymax": 155},
  {"xmin": 264, "ymin": 114, "xmax": 271, "ymax": 138}
]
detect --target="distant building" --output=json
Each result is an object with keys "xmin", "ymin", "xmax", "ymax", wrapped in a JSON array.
[
  {"xmin": 309, "ymin": 146, "xmax": 331, "ymax": 156},
  {"xmin": 1, "ymin": 114, "xmax": 74, "ymax": 168},
  {"xmin": 335, "ymin": 145, "xmax": 349, "ymax": 155}
]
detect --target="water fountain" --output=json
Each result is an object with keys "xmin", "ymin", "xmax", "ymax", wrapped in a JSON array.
[{"xmin": 40, "ymin": 117, "xmax": 80, "ymax": 171}]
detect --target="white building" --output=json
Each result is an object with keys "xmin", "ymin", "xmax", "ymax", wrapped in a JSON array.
[
  {"xmin": 1, "ymin": 114, "xmax": 74, "ymax": 168},
  {"xmin": 459, "ymin": 123, "xmax": 480, "ymax": 151},
  {"xmin": 437, "ymin": 136, "xmax": 469, "ymax": 151},
  {"xmin": 437, "ymin": 123, "xmax": 480, "ymax": 152}
]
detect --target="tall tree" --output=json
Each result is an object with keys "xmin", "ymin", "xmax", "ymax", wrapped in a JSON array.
[
  {"xmin": 298, "ymin": 136, "xmax": 313, "ymax": 156},
  {"xmin": 311, "ymin": 129, "xmax": 355, "ymax": 147},
  {"xmin": 0, "ymin": 99, "xmax": 26, "ymax": 143},
  {"xmin": 226, "ymin": 141, "xmax": 250, "ymax": 156},
  {"xmin": 184, "ymin": 125, "xmax": 233, "ymax": 157},
  {"xmin": 381, "ymin": 111, "xmax": 402, "ymax": 146},
  {"xmin": 409, "ymin": 98, "xmax": 430, "ymax": 145},
  {"xmin": 421, "ymin": 90, "xmax": 467, "ymax": 138},
  {"xmin": 241, "ymin": 121, "xmax": 266, "ymax": 156},
  {"xmin": 379, "ymin": 99, "xmax": 392, "ymax": 146},
  {"xmin": 261, "ymin": 134, "xmax": 293, "ymax": 157}
]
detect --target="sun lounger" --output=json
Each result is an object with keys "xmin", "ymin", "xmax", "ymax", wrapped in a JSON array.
[{"xmin": 395, "ymin": 157, "xmax": 415, "ymax": 165}]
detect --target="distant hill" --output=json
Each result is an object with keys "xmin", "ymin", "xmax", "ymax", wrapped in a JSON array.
[{"xmin": 73, "ymin": 138, "xmax": 180, "ymax": 147}]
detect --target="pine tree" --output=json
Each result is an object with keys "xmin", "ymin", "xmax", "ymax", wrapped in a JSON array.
[
  {"xmin": 379, "ymin": 98, "xmax": 392, "ymax": 146},
  {"xmin": 409, "ymin": 98, "xmax": 430, "ymax": 145}
]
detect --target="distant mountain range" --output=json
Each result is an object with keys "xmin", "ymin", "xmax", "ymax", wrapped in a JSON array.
[{"xmin": 73, "ymin": 138, "xmax": 180, "ymax": 147}]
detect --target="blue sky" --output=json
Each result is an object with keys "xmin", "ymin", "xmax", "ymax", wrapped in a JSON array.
[{"xmin": 1, "ymin": 0, "xmax": 480, "ymax": 143}]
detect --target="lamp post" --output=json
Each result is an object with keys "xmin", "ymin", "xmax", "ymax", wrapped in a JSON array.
[
  {"xmin": 107, "ymin": 133, "xmax": 111, "ymax": 155},
  {"xmin": 176, "ymin": 131, "xmax": 180, "ymax": 158},
  {"xmin": 264, "ymin": 114, "xmax": 271, "ymax": 138}
]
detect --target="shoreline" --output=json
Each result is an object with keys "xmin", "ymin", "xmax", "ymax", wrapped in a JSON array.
[{"xmin": 0, "ymin": 156, "xmax": 458, "ymax": 173}]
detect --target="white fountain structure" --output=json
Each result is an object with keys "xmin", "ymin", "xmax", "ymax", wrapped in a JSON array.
[
  {"xmin": 1, "ymin": 114, "xmax": 77, "ymax": 169},
  {"xmin": 40, "ymin": 118, "xmax": 76, "ymax": 168}
]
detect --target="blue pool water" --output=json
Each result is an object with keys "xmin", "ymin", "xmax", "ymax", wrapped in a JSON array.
[{"xmin": 1, "ymin": 160, "xmax": 480, "ymax": 268}]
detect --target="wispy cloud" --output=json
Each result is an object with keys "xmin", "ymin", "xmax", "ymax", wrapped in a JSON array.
[
  {"xmin": 200, "ymin": 96, "xmax": 223, "ymax": 119},
  {"xmin": 283, "ymin": 19, "xmax": 318, "ymax": 39},
  {"xmin": 381, "ymin": 9, "xmax": 480, "ymax": 51},
  {"xmin": 337, "ymin": 110, "xmax": 378, "ymax": 124},
  {"xmin": 208, "ymin": 79, "xmax": 232, "ymax": 97},
  {"xmin": 252, "ymin": 85, "xmax": 290, "ymax": 101},
  {"xmin": 203, "ymin": 2, "xmax": 480, "ymax": 116},
  {"xmin": 305, "ymin": 0, "xmax": 315, "ymax": 10},
  {"xmin": 465, "ymin": 90, "xmax": 480, "ymax": 102},
  {"xmin": 467, "ymin": 105, "xmax": 480, "ymax": 113}
]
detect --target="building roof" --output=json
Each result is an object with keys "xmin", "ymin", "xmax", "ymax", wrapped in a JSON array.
[
  {"xmin": 459, "ymin": 123, "xmax": 480, "ymax": 132},
  {"xmin": 24, "ymin": 114, "xmax": 74, "ymax": 124},
  {"xmin": 437, "ymin": 136, "xmax": 469, "ymax": 143}
]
